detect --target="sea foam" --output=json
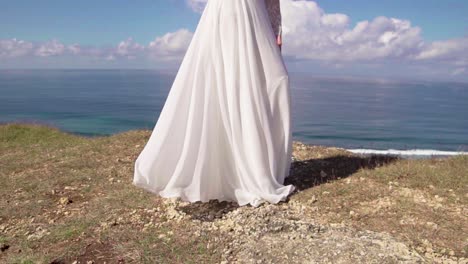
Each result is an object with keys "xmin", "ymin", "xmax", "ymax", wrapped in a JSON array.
[{"xmin": 347, "ymin": 148, "xmax": 468, "ymax": 157}]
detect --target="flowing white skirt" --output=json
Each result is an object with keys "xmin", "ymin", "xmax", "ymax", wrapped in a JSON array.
[{"xmin": 133, "ymin": 0, "xmax": 295, "ymax": 207}]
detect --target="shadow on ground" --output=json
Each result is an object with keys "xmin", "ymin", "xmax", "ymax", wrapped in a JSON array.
[
  {"xmin": 177, "ymin": 154, "xmax": 399, "ymax": 221},
  {"xmin": 285, "ymin": 154, "xmax": 399, "ymax": 190}
]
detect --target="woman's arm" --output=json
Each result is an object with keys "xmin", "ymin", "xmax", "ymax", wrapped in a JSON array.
[{"xmin": 264, "ymin": 0, "xmax": 282, "ymax": 50}]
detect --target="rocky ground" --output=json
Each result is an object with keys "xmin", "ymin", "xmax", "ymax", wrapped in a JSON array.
[
  {"xmin": 160, "ymin": 198, "xmax": 426, "ymax": 263},
  {"xmin": 0, "ymin": 123, "xmax": 467, "ymax": 263}
]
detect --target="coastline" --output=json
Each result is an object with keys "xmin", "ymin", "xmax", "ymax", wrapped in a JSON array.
[{"xmin": 2, "ymin": 120, "xmax": 466, "ymax": 159}]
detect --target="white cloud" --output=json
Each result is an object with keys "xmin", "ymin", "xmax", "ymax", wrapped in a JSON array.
[
  {"xmin": 0, "ymin": 38, "xmax": 34, "ymax": 58},
  {"xmin": 414, "ymin": 37, "xmax": 468, "ymax": 70},
  {"xmin": 115, "ymin": 38, "xmax": 145, "ymax": 59},
  {"xmin": 0, "ymin": 30, "xmax": 193, "ymax": 62},
  {"xmin": 186, "ymin": 0, "xmax": 207, "ymax": 13},
  {"xmin": 148, "ymin": 29, "xmax": 193, "ymax": 60},
  {"xmin": 35, "ymin": 39, "xmax": 66, "ymax": 57},
  {"xmin": 0, "ymin": 38, "xmax": 82, "ymax": 58},
  {"xmin": 320, "ymin": 13, "xmax": 349, "ymax": 28},
  {"xmin": 67, "ymin": 44, "xmax": 81, "ymax": 55},
  {"xmin": 280, "ymin": 1, "xmax": 425, "ymax": 61},
  {"xmin": 279, "ymin": 0, "xmax": 467, "ymax": 70}
]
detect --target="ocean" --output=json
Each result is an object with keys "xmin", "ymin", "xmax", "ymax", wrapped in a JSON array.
[{"xmin": 1, "ymin": 69, "xmax": 467, "ymax": 157}]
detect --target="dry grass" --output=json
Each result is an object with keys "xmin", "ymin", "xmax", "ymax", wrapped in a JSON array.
[
  {"xmin": 0, "ymin": 122, "xmax": 466, "ymax": 263},
  {"xmin": 0, "ymin": 122, "xmax": 219, "ymax": 263},
  {"xmin": 290, "ymin": 142, "xmax": 468, "ymax": 258}
]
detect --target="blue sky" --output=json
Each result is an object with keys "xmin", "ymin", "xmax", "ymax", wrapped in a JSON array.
[
  {"xmin": 1, "ymin": 0, "xmax": 466, "ymax": 44},
  {"xmin": 1, "ymin": 0, "xmax": 467, "ymax": 82},
  {"xmin": 0, "ymin": 0, "xmax": 197, "ymax": 45}
]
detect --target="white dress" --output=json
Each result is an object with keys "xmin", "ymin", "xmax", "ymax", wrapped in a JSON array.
[{"xmin": 133, "ymin": 0, "xmax": 294, "ymax": 207}]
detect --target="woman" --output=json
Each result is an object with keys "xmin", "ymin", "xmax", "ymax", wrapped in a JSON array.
[{"xmin": 133, "ymin": 0, "xmax": 295, "ymax": 207}]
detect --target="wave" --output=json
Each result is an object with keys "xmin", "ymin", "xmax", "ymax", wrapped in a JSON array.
[{"xmin": 347, "ymin": 148, "xmax": 468, "ymax": 157}]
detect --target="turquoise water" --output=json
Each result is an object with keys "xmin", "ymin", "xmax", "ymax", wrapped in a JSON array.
[{"xmin": 1, "ymin": 69, "xmax": 467, "ymax": 153}]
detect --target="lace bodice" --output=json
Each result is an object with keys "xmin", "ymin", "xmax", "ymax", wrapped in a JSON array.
[{"xmin": 264, "ymin": 0, "xmax": 282, "ymax": 38}]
